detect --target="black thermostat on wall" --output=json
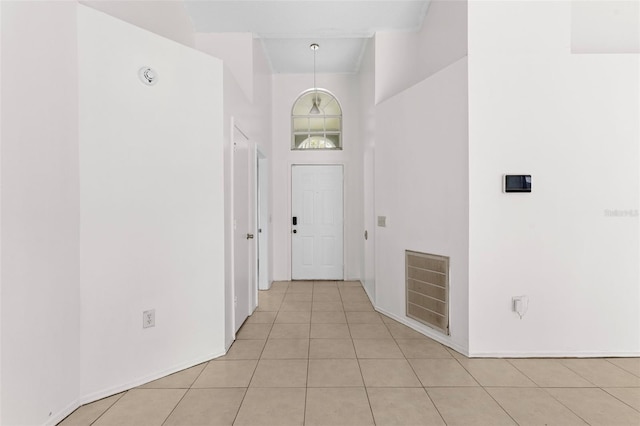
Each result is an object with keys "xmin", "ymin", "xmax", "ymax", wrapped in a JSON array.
[{"xmin": 503, "ymin": 175, "xmax": 531, "ymax": 193}]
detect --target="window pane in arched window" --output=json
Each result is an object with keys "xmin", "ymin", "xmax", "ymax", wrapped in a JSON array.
[{"xmin": 292, "ymin": 89, "xmax": 342, "ymax": 150}]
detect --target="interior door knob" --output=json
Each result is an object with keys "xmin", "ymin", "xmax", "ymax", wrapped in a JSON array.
[{"xmin": 246, "ymin": 233, "xmax": 254, "ymax": 239}]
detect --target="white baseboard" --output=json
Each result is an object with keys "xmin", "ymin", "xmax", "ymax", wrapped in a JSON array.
[
  {"xmin": 468, "ymin": 350, "xmax": 640, "ymax": 358},
  {"xmin": 372, "ymin": 306, "xmax": 640, "ymax": 358},
  {"xmin": 363, "ymin": 283, "xmax": 374, "ymax": 304},
  {"xmin": 374, "ymin": 306, "xmax": 470, "ymax": 356},
  {"xmin": 45, "ymin": 398, "xmax": 81, "ymax": 426},
  {"xmin": 347, "ymin": 281, "xmax": 640, "ymax": 359},
  {"xmin": 77, "ymin": 350, "xmax": 226, "ymax": 407},
  {"xmin": 258, "ymin": 280, "xmax": 271, "ymax": 291},
  {"xmin": 373, "ymin": 306, "xmax": 640, "ymax": 358}
]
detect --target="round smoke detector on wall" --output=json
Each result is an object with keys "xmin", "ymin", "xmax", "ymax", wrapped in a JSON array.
[{"xmin": 138, "ymin": 67, "xmax": 158, "ymax": 86}]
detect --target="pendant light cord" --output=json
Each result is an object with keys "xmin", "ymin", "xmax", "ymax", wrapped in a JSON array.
[
  {"xmin": 309, "ymin": 43, "xmax": 321, "ymax": 114},
  {"xmin": 313, "ymin": 46, "xmax": 317, "ymax": 103}
]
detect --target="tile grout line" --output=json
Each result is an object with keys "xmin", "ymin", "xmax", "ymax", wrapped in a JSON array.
[
  {"xmin": 158, "ymin": 387, "xmax": 190, "ymax": 426},
  {"xmin": 448, "ymin": 356, "xmax": 519, "ymax": 423},
  {"xmin": 504, "ymin": 358, "xmax": 544, "ymax": 387},
  {"xmin": 389, "ymin": 315, "xmax": 451, "ymax": 426},
  {"xmin": 345, "ymin": 281, "xmax": 378, "ymax": 424},
  {"xmin": 380, "ymin": 305, "xmax": 452, "ymax": 425},
  {"xmin": 459, "ymin": 358, "xmax": 544, "ymax": 424},
  {"xmin": 480, "ymin": 388, "xmax": 523, "ymax": 426},
  {"xmin": 87, "ymin": 391, "xmax": 127, "ymax": 426},
  {"xmin": 229, "ymin": 387, "xmax": 249, "ymax": 426},
  {"xmin": 519, "ymin": 357, "xmax": 640, "ymax": 420},
  {"xmin": 556, "ymin": 360, "xmax": 600, "ymax": 388},
  {"xmin": 302, "ymin": 280, "xmax": 315, "ymax": 425},
  {"xmin": 421, "ymin": 388, "xmax": 448, "ymax": 426},
  {"xmin": 453, "ymin": 359, "xmax": 522, "ymax": 426},
  {"xmin": 600, "ymin": 387, "xmax": 640, "ymax": 414},
  {"xmin": 451, "ymin": 357, "xmax": 485, "ymax": 388},
  {"xmin": 603, "ymin": 358, "xmax": 640, "ymax": 379},
  {"xmin": 230, "ymin": 287, "xmax": 279, "ymax": 425},
  {"xmin": 537, "ymin": 387, "xmax": 595, "ymax": 425}
]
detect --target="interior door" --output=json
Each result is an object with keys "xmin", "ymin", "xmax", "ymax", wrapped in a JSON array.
[
  {"xmin": 257, "ymin": 150, "xmax": 270, "ymax": 290},
  {"xmin": 233, "ymin": 128, "xmax": 255, "ymax": 332},
  {"xmin": 291, "ymin": 165, "xmax": 344, "ymax": 280}
]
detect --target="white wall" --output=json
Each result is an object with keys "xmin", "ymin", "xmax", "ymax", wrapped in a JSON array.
[
  {"xmin": 1, "ymin": 3, "xmax": 269, "ymax": 423},
  {"xmin": 571, "ymin": 0, "xmax": 639, "ymax": 54},
  {"xmin": 1, "ymin": 2, "xmax": 80, "ymax": 424},
  {"xmin": 196, "ymin": 35, "xmax": 273, "ymax": 346},
  {"xmin": 468, "ymin": 0, "xmax": 640, "ymax": 356},
  {"xmin": 81, "ymin": 0, "xmax": 195, "ymax": 47},
  {"xmin": 375, "ymin": 0, "xmax": 467, "ymax": 104},
  {"xmin": 374, "ymin": 58, "xmax": 470, "ymax": 354},
  {"xmin": 1, "ymin": 5, "xmax": 3, "ymax": 422},
  {"xmin": 358, "ymin": 38, "xmax": 377, "ymax": 299},
  {"xmin": 271, "ymin": 74, "xmax": 363, "ymax": 281},
  {"xmin": 195, "ymin": 33, "xmax": 254, "ymax": 102},
  {"xmin": 251, "ymin": 40, "xmax": 274, "ymax": 162},
  {"xmin": 194, "ymin": 34, "xmax": 273, "ymax": 150},
  {"xmin": 252, "ymin": 40, "xmax": 274, "ymax": 289},
  {"xmin": 374, "ymin": 31, "xmax": 419, "ymax": 105},
  {"xmin": 78, "ymin": 5, "xmax": 226, "ymax": 399},
  {"xmin": 370, "ymin": 0, "xmax": 469, "ymax": 353},
  {"xmin": 196, "ymin": 36, "xmax": 254, "ymax": 347}
]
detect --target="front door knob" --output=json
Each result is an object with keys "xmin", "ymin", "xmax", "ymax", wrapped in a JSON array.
[{"xmin": 246, "ymin": 233, "xmax": 254, "ymax": 240}]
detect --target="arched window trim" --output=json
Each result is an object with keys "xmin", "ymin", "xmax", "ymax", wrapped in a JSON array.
[{"xmin": 291, "ymin": 88, "xmax": 343, "ymax": 151}]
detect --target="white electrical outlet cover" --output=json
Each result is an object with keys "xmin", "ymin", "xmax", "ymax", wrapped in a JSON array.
[
  {"xmin": 512, "ymin": 296, "xmax": 528, "ymax": 319},
  {"xmin": 143, "ymin": 309, "xmax": 155, "ymax": 328}
]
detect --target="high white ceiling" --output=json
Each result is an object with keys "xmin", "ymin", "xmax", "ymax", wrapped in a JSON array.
[{"xmin": 183, "ymin": 1, "xmax": 431, "ymax": 74}]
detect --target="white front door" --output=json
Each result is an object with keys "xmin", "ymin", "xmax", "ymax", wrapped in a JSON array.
[
  {"xmin": 233, "ymin": 127, "xmax": 255, "ymax": 332},
  {"xmin": 291, "ymin": 165, "xmax": 344, "ymax": 280}
]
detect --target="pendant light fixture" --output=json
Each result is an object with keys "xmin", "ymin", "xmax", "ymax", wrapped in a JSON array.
[{"xmin": 309, "ymin": 43, "xmax": 321, "ymax": 114}]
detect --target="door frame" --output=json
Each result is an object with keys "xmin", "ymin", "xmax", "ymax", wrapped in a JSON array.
[
  {"xmin": 289, "ymin": 162, "xmax": 347, "ymax": 280},
  {"xmin": 230, "ymin": 122, "xmax": 257, "ymax": 335},
  {"xmin": 255, "ymin": 146, "xmax": 270, "ymax": 291},
  {"xmin": 363, "ymin": 148, "xmax": 376, "ymax": 302}
]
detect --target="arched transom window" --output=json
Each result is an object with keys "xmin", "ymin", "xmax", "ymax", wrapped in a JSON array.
[{"xmin": 291, "ymin": 89, "xmax": 342, "ymax": 150}]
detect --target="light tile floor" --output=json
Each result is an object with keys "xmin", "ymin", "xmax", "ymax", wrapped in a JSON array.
[{"xmin": 60, "ymin": 280, "xmax": 640, "ymax": 425}]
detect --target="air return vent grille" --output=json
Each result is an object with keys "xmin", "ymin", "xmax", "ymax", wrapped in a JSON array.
[{"xmin": 406, "ymin": 250, "xmax": 449, "ymax": 335}]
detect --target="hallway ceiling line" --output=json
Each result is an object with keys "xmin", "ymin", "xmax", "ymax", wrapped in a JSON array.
[{"xmin": 183, "ymin": 1, "xmax": 431, "ymax": 74}]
